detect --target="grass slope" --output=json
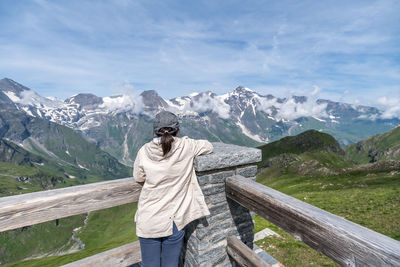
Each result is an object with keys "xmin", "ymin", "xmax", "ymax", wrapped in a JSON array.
[
  {"xmin": 2, "ymin": 203, "xmax": 138, "ymax": 266},
  {"xmin": 0, "ymin": 215, "xmax": 86, "ymax": 265},
  {"xmin": 257, "ymin": 129, "xmax": 343, "ymax": 168},
  {"xmin": 345, "ymin": 125, "xmax": 400, "ymax": 163},
  {"xmin": 253, "ymin": 130, "xmax": 400, "ymax": 266}
]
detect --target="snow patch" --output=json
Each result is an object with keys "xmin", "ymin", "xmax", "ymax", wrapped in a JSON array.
[
  {"xmin": 188, "ymin": 92, "xmax": 199, "ymax": 97},
  {"xmin": 312, "ymin": 116, "xmax": 326, "ymax": 122},
  {"xmin": 236, "ymin": 121, "xmax": 267, "ymax": 143},
  {"xmin": 78, "ymin": 164, "xmax": 89, "ymax": 170},
  {"xmin": 3, "ymin": 91, "xmax": 20, "ymax": 102},
  {"xmin": 21, "ymin": 106, "xmax": 34, "ymax": 117}
]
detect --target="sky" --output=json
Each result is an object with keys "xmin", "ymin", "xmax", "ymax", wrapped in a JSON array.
[{"xmin": 0, "ymin": 0, "xmax": 399, "ymax": 109}]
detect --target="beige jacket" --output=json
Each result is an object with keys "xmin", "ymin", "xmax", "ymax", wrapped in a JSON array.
[{"xmin": 133, "ymin": 136, "xmax": 213, "ymax": 238}]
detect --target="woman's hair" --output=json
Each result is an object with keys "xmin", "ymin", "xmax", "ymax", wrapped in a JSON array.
[{"xmin": 157, "ymin": 127, "xmax": 178, "ymax": 156}]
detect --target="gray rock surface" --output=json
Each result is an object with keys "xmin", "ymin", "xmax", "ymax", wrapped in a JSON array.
[{"xmin": 194, "ymin": 143, "xmax": 261, "ymax": 172}]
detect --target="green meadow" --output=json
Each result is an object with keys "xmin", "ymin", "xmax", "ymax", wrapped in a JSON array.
[
  {"xmin": 253, "ymin": 160, "xmax": 400, "ymax": 266},
  {"xmin": 2, "ymin": 203, "xmax": 138, "ymax": 267}
]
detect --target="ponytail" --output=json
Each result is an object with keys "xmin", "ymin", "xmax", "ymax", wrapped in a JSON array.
[{"xmin": 158, "ymin": 127, "xmax": 178, "ymax": 156}]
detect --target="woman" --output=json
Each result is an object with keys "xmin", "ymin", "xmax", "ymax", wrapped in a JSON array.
[{"xmin": 133, "ymin": 110, "xmax": 213, "ymax": 267}]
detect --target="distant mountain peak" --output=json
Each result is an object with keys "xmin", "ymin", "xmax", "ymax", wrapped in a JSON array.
[
  {"xmin": 235, "ymin": 86, "xmax": 252, "ymax": 91},
  {"xmin": 0, "ymin": 78, "xmax": 31, "ymax": 95},
  {"xmin": 193, "ymin": 90, "xmax": 217, "ymax": 99},
  {"xmin": 65, "ymin": 93, "xmax": 103, "ymax": 108},
  {"xmin": 140, "ymin": 90, "xmax": 168, "ymax": 110},
  {"xmin": 292, "ymin": 95, "xmax": 308, "ymax": 103},
  {"xmin": 232, "ymin": 86, "xmax": 255, "ymax": 94},
  {"xmin": 140, "ymin": 89, "xmax": 159, "ymax": 98}
]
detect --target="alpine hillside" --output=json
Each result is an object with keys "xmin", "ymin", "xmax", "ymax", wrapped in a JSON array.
[
  {"xmin": 255, "ymin": 129, "xmax": 400, "ymax": 266},
  {"xmin": 345, "ymin": 125, "xmax": 400, "ymax": 163},
  {"xmin": 0, "ymin": 79, "xmax": 131, "ymax": 183}
]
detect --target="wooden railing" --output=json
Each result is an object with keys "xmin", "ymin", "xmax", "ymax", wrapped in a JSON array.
[
  {"xmin": 226, "ymin": 175, "xmax": 400, "ymax": 266},
  {"xmin": 0, "ymin": 178, "xmax": 141, "ymax": 232},
  {"xmin": 0, "ymin": 178, "xmax": 143, "ymax": 266},
  {"xmin": 2, "ymin": 174, "xmax": 400, "ymax": 266}
]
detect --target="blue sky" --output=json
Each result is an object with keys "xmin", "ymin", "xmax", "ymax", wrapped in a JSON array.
[{"xmin": 0, "ymin": 0, "xmax": 399, "ymax": 108}]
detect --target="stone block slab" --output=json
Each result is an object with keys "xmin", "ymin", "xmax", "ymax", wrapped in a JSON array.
[
  {"xmin": 235, "ymin": 165, "xmax": 258, "ymax": 178},
  {"xmin": 205, "ymin": 192, "xmax": 227, "ymax": 205},
  {"xmin": 202, "ymin": 183, "xmax": 225, "ymax": 196},
  {"xmin": 194, "ymin": 143, "xmax": 261, "ymax": 172}
]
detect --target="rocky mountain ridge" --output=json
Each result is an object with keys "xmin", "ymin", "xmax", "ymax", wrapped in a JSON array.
[{"xmin": 1, "ymin": 77, "xmax": 399, "ymax": 165}]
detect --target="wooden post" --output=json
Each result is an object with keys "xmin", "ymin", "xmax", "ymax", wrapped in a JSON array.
[{"xmin": 226, "ymin": 236, "xmax": 270, "ymax": 267}]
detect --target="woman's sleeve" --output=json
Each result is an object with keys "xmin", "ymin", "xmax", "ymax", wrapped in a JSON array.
[
  {"xmin": 133, "ymin": 150, "xmax": 146, "ymax": 183},
  {"xmin": 192, "ymin": 139, "xmax": 214, "ymax": 157}
]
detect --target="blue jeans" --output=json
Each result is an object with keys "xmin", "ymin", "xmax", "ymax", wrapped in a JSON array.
[{"xmin": 139, "ymin": 222, "xmax": 185, "ymax": 267}]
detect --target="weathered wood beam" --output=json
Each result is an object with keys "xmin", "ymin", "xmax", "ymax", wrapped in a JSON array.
[
  {"xmin": 226, "ymin": 175, "xmax": 400, "ymax": 267},
  {"xmin": 62, "ymin": 240, "xmax": 141, "ymax": 267},
  {"xmin": 0, "ymin": 177, "xmax": 141, "ymax": 232},
  {"xmin": 227, "ymin": 236, "xmax": 270, "ymax": 267}
]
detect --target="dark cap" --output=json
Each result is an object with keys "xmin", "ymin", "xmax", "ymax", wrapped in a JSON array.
[{"xmin": 153, "ymin": 111, "xmax": 179, "ymax": 135}]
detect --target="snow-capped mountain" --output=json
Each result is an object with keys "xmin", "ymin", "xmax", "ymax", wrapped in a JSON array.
[{"xmin": 0, "ymin": 78, "xmax": 398, "ymax": 165}]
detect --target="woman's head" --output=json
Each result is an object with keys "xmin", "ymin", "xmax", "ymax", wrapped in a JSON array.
[{"xmin": 153, "ymin": 111, "xmax": 179, "ymax": 156}]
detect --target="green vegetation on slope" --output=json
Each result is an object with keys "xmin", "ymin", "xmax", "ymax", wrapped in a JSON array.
[
  {"xmin": 254, "ymin": 215, "xmax": 338, "ymax": 267},
  {"xmin": 345, "ymin": 125, "xmax": 400, "ymax": 163},
  {"xmin": 2, "ymin": 203, "xmax": 138, "ymax": 266},
  {"xmin": 0, "ymin": 215, "xmax": 86, "ymax": 265},
  {"xmin": 253, "ymin": 129, "xmax": 400, "ymax": 267},
  {"xmin": 257, "ymin": 129, "xmax": 344, "ymax": 168},
  {"xmin": 0, "ymin": 139, "xmax": 45, "ymax": 165},
  {"xmin": 255, "ymin": 168, "xmax": 400, "ymax": 267},
  {"xmin": 0, "ymin": 162, "xmax": 70, "ymax": 197},
  {"xmin": 0, "ymin": 138, "xmax": 119, "ymax": 197}
]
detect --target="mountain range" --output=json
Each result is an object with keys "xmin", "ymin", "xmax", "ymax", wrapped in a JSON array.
[{"xmin": 0, "ymin": 77, "xmax": 399, "ymax": 166}]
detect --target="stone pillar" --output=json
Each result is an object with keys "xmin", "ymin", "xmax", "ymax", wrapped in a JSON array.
[{"xmin": 180, "ymin": 143, "xmax": 261, "ymax": 267}]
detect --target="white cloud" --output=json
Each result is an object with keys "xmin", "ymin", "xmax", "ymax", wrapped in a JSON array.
[
  {"xmin": 19, "ymin": 90, "xmax": 38, "ymax": 105},
  {"xmin": 377, "ymin": 96, "xmax": 400, "ymax": 119},
  {"xmin": 257, "ymin": 86, "xmax": 328, "ymax": 120},
  {"xmin": 311, "ymin": 85, "xmax": 321, "ymax": 96},
  {"xmin": 100, "ymin": 83, "xmax": 143, "ymax": 114},
  {"xmin": 186, "ymin": 93, "xmax": 231, "ymax": 119},
  {"xmin": 257, "ymin": 97, "xmax": 328, "ymax": 121}
]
